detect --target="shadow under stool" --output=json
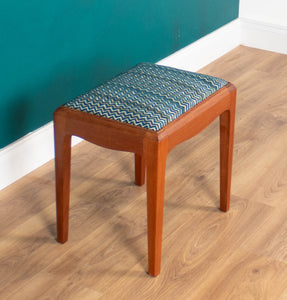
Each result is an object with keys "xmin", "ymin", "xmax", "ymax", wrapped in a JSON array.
[{"xmin": 54, "ymin": 63, "xmax": 236, "ymax": 277}]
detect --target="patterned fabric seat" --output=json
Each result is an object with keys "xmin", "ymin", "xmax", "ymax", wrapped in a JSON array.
[
  {"xmin": 64, "ymin": 63, "xmax": 228, "ymax": 131},
  {"xmin": 54, "ymin": 62, "xmax": 236, "ymax": 277}
]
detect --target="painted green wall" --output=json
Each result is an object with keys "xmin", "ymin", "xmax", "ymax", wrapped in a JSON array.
[{"xmin": 0, "ymin": 0, "xmax": 239, "ymax": 148}]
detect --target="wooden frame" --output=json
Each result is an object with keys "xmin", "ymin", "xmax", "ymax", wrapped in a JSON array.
[{"xmin": 54, "ymin": 82, "xmax": 236, "ymax": 277}]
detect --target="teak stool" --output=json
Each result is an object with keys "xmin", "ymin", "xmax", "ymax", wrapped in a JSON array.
[{"xmin": 54, "ymin": 63, "xmax": 236, "ymax": 277}]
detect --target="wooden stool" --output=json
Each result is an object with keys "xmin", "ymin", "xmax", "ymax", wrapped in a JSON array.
[{"xmin": 54, "ymin": 63, "xmax": 236, "ymax": 277}]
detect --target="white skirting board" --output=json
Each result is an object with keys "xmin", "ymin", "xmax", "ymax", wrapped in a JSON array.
[
  {"xmin": 157, "ymin": 19, "xmax": 241, "ymax": 71},
  {"xmin": 241, "ymin": 18, "xmax": 287, "ymax": 55},
  {"xmin": 1, "ymin": 16, "xmax": 286, "ymax": 190},
  {"xmin": 0, "ymin": 123, "xmax": 82, "ymax": 190}
]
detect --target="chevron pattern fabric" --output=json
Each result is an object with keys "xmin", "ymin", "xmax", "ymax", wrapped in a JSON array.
[{"xmin": 64, "ymin": 63, "xmax": 228, "ymax": 131}]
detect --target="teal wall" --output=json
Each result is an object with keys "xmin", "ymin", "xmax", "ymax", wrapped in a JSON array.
[{"xmin": 0, "ymin": 0, "xmax": 239, "ymax": 148}]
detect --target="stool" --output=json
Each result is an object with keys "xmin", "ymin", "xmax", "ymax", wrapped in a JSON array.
[{"xmin": 54, "ymin": 63, "xmax": 236, "ymax": 277}]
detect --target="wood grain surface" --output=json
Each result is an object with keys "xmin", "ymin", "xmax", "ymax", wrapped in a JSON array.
[{"xmin": 1, "ymin": 46, "xmax": 287, "ymax": 299}]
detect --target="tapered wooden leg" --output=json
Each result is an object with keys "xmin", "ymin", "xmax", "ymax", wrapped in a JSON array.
[
  {"xmin": 135, "ymin": 154, "xmax": 145, "ymax": 186},
  {"xmin": 145, "ymin": 140, "xmax": 168, "ymax": 277},
  {"xmin": 54, "ymin": 116, "xmax": 71, "ymax": 243},
  {"xmin": 220, "ymin": 100, "xmax": 235, "ymax": 212}
]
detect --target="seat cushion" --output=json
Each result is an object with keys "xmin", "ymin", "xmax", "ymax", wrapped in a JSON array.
[{"xmin": 64, "ymin": 63, "xmax": 228, "ymax": 131}]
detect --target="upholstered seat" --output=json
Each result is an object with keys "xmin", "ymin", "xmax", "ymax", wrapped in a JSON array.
[
  {"xmin": 54, "ymin": 63, "xmax": 236, "ymax": 277},
  {"xmin": 64, "ymin": 63, "xmax": 228, "ymax": 131}
]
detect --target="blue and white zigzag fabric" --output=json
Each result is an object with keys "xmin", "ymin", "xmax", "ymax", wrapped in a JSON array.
[{"xmin": 64, "ymin": 63, "xmax": 228, "ymax": 131}]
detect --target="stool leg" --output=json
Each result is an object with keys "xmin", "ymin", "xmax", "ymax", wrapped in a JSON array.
[
  {"xmin": 54, "ymin": 121, "xmax": 71, "ymax": 243},
  {"xmin": 220, "ymin": 104, "xmax": 235, "ymax": 212},
  {"xmin": 146, "ymin": 141, "xmax": 168, "ymax": 277},
  {"xmin": 135, "ymin": 154, "xmax": 145, "ymax": 186}
]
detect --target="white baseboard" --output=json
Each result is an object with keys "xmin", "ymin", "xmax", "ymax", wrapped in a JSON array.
[
  {"xmin": 0, "ymin": 123, "xmax": 82, "ymax": 190},
  {"xmin": 241, "ymin": 18, "xmax": 287, "ymax": 54},
  {"xmin": 158, "ymin": 19, "xmax": 241, "ymax": 71},
  {"xmin": 2, "ymin": 16, "xmax": 286, "ymax": 190}
]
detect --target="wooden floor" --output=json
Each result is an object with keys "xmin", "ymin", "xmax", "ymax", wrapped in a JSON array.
[{"xmin": 1, "ymin": 46, "xmax": 287, "ymax": 299}]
